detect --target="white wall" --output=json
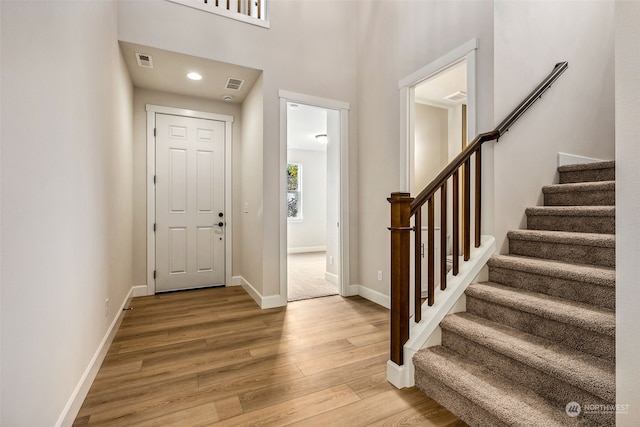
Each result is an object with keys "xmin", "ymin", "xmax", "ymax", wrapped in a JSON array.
[
  {"xmin": 239, "ymin": 74, "xmax": 264, "ymax": 290},
  {"xmin": 131, "ymin": 88, "xmax": 242, "ymax": 284},
  {"xmin": 615, "ymin": 0, "xmax": 640, "ymax": 423},
  {"xmin": 0, "ymin": 2, "xmax": 133, "ymax": 425},
  {"xmin": 118, "ymin": 0, "xmax": 359, "ymax": 299},
  {"xmin": 287, "ymin": 148, "xmax": 327, "ymax": 251},
  {"xmin": 414, "ymin": 103, "xmax": 448, "ymax": 190},
  {"xmin": 493, "ymin": 0, "xmax": 615, "ymax": 252},
  {"xmin": 356, "ymin": 0, "xmax": 494, "ymax": 297}
]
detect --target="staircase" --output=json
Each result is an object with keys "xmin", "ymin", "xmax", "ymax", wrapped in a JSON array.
[{"xmin": 413, "ymin": 161, "xmax": 616, "ymax": 426}]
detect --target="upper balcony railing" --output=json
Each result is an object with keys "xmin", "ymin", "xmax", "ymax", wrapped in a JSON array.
[{"xmin": 168, "ymin": 0, "xmax": 269, "ymax": 28}]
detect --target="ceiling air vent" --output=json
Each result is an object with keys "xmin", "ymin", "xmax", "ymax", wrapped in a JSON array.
[
  {"xmin": 225, "ymin": 77, "xmax": 245, "ymax": 91},
  {"xmin": 443, "ymin": 90, "xmax": 467, "ymax": 103},
  {"xmin": 135, "ymin": 53, "xmax": 153, "ymax": 69}
]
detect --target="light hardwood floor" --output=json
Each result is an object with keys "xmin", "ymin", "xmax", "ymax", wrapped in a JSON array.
[{"xmin": 74, "ymin": 286, "xmax": 467, "ymax": 426}]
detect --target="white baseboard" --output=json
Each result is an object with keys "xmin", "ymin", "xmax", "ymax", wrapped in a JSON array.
[
  {"xmin": 233, "ymin": 275, "xmax": 286, "ymax": 309},
  {"xmin": 131, "ymin": 285, "xmax": 148, "ymax": 297},
  {"xmin": 229, "ymin": 276, "xmax": 242, "ymax": 286},
  {"xmin": 558, "ymin": 152, "xmax": 604, "ymax": 167},
  {"xmin": 287, "ymin": 246, "xmax": 326, "ymax": 254},
  {"xmin": 352, "ymin": 284, "xmax": 390, "ymax": 309},
  {"xmin": 325, "ymin": 271, "xmax": 338, "ymax": 284},
  {"xmin": 57, "ymin": 285, "xmax": 138, "ymax": 427}
]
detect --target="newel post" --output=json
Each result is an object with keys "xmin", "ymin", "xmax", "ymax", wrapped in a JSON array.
[{"xmin": 388, "ymin": 192, "xmax": 413, "ymax": 366}]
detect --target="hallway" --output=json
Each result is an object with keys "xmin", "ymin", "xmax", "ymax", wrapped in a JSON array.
[{"xmin": 74, "ymin": 287, "xmax": 465, "ymax": 426}]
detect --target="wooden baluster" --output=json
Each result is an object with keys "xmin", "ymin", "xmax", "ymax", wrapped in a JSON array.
[
  {"xmin": 427, "ymin": 197, "xmax": 435, "ymax": 306},
  {"xmin": 452, "ymin": 170, "xmax": 459, "ymax": 275},
  {"xmin": 440, "ymin": 182, "xmax": 447, "ymax": 290},
  {"xmin": 414, "ymin": 207, "xmax": 422, "ymax": 323},
  {"xmin": 388, "ymin": 192, "xmax": 412, "ymax": 366},
  {"xmin": 238, "ymin": 0, "xmax": 241, "ymax": 13},
  {"xmin": 475, "ymin": 147, "xmax": 482, "ymax": 248},
  {"xmin": 257, "ymin": 0, "xmax": 261, "ymax": 19},
  {"xmin": 227, "ymin": 0, "xmax": 230, "ymax": 10},
  {"xmin": 463, "ymin": 159, "xmax": 471, "ymax": 261}
]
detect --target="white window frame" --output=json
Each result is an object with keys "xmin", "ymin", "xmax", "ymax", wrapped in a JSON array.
[{"xmin": 286, "ymin": 162, "xmax": 303, "ymax": 222}]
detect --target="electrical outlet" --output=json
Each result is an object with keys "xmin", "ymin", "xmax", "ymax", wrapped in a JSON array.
[
  {"xmin": 105, "ymin": 298, "xmax": 109, "ymax": 317},
  {"xmin": 377, "ymin": 270, "xmax": 383, "ymax": 281}
]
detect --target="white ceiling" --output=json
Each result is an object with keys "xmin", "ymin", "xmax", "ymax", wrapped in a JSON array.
[
  {"xmin": 119, "ymin": 41, "xmax": 262, "ymax": 104},
  {"xmin": 287, "ymin": 102, "xmax": 328, "ymax": 152},
  {"xmin": 119, "ymin": 41, "xmax": 327, "ymax": 150},
  {"xmin": 415, "ymin": 61, "xmax": 467, "ymax": 108}
]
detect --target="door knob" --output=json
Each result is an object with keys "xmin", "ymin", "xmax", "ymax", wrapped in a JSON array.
[
  {"xmin": 218, "ymin": 222, "xmax": 224, "ymax": 227},
  {"xmin": 218, "ymin": 212, "xmax": 224, "ymax": 217}
]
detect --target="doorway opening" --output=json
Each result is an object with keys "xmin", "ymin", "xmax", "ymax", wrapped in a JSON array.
[
  {"xmin": 286, "ymin": 103, "xmax": 339, "ymax": 301},
  {"xmin": 413, "ymin": 60, "xmax": 468, "ymax": 292},
  {"xmin": 398, "ymin": 39, "xmax": 477, "ymax": 307},
  {"xmin": 279, "ymin": 91, "xmax": 351, "ymax": 304}
]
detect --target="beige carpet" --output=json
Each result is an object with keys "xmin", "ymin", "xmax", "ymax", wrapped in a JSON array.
[
  {"xmin": 414, "ymin": 160, "xmax": 616, "ymax": 426},
  {"xmin": 287, "ymin": 252, "xmax": 338, "ymax": 302}
]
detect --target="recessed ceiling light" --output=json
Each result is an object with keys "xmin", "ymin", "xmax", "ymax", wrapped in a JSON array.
[{"xmin": 187, "ymin": 72, "xmax": 202, "ymax": 81}]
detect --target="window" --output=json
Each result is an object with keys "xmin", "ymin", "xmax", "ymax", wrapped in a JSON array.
[{"xmin": 287, "ymin": 163, "xmax": 302, "ymax": 220}]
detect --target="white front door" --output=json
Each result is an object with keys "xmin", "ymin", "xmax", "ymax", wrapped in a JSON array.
[{"xmin": 155, "ymin": 113, "xmax": 226, "ymax": 292}]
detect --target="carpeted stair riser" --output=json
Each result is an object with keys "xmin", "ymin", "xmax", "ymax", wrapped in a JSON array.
[
  {"xmin": 488, "ymin": 265, "xmax": 614, "ymax": 310},
  {"xmin": 466, "ymin": 296, "xmax": 614, "ymax": 361},
  {"xmin": 414, "ymin": 366, "xmax": 508, "ymax": 427},
  {"xmin": 508, "ymin": 231, "xmax": 616, "ymax": 267},
  {"xmin": 413, "ymin": 161, "xmax": 616, "ymax": 426},
  {"xmin": 558, "ymin": 161, "xmax": 615, "ymax": 184},
  {"xmin": 441, "ymin": 330, "xmax": 613, "ymax": 426},
  {"xmin": 414, "ymin": 347, "xmax": 590, "ymax": 426},
  {"xmin": 440, "ymin": 313, "xmax": 614, "ymax": 400},
  {"xmin": 543, "ymin": 182, "xmax": 615, "ymax": 207},
  {"xmin": 526, "ymin": 207, "xmax": 615, "ymax": 234}
]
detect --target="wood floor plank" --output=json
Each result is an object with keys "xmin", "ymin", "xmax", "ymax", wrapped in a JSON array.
[
  {"xmin": 238, "ymin": 354, "xmax": 388, "ymax": 413},
  {"xmin": 217, "ymin": 384, "xmax": 361, "ymax": 427},
  {"xmin": 74, "ymin": 287, "xmax": 466, "ymax": 426},
  {"xmin": 294, "ymin": 340, "xmax": 388, "ymax": 376}
]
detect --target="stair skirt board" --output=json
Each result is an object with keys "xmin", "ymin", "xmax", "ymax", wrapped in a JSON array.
[{"xmin": 412, "ymin": 161, "xmax": 616, "ymax": 427}]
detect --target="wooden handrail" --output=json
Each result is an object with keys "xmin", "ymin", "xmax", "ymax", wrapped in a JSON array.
[{"xmin": 389, "ymin": 61, "xmax": 568, "ymax": 367}]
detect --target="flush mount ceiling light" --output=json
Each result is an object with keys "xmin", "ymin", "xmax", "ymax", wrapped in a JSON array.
[
  {"xmin": 315, "ymin": 134, "xmax": 328, "ymax": 144},
  {"xmin": 223, "ymin": 95, "xmax": 233, "ymax": 102},
  {"xmin": 186, "ymin": 72, "xmax": 203, "ymax": 81}
]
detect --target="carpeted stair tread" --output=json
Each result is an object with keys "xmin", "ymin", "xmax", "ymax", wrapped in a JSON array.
[
  {"xmin": 543, "ymin": 181, "xmax": 615, "ymax": 194},
  {"xmin": 508, "ymin": 229, "xmax": 614, "ymax": 248},
  {"xmin": 466, "ymin": 282, "xmax": 614, "ymax": 337},
  {"xmin": 440, "ymin": 312, "xmax": 615, "ymax": 401},
  {"xmin": 488, "ymin": 255, "xmax": 615, "ymax": 288},
  {"xmin": 413, "ymin": 346, "xmax": 587, "ymax": 426},
  {"xmin": 559, "ymin": 161, "xmax": 615, "ymax": 184},
  {"xmin": 543, "ymin": 181, "xmax": 615, "ymax": 206},
  {"xmin": 525, "ymin": 206, "xmax": 615, "ymax": 233},
  {"xmin": 558, "ymin": 160, "xmax": 615, "ymax": 173},
  {"xmin": 525, "ymin": 206, "xmax": 614, "ymax": 217}
]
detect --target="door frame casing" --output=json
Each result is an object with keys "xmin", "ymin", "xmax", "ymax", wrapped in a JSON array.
[
  {"xmin": 278, "ymin": 90, "xmax": 351, "ymax": 304},
  {"xmin": 146, "ymin": 104, "xmax": 234, "ymax": 295}
]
